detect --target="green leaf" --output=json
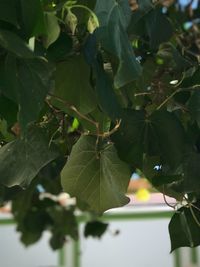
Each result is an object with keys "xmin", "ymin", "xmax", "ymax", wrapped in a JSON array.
[
  {"xmin": 94, "ymin": 58, "xmax": 122, "ymax": 120},
  {"xmin": 0, "ymin": 0, "xmax": 18, "ymax": 26},
  {"xmin": 95, "ymin": 0, "xmax": 131, "ymax": 27},
  {"xmin": 95, "ymin": 0, "xmax": 142, "ymax": 88},
  {"xmin": 158, "ymin": 44, "xmax": 191, "ymax": 72},
  {"xmin": 150, "ymin": 110, "xmax": 185, "ymax": 169},
  {"xmin": 143, "ymin": 155, "xmax": 161, "ymax": 179},
  {"xmin": 0, "ymin": 184, "xmax": 21, "ymax": 205},
  {"xmin": 4, "ymin": 54, "xmax": 54, "ymax": 130},
  {"xmin": 133, "ymin": 57, "xmax": 157, "ymax": 91},
  {"xmin": 20, "ymin": 0, "xmax": 46, "ymax": 37},
  {"xmin": 84, "ymin": 221, "xmax": 108, "ymax": 238},
  {"xmin": 128, "ymin": 0, "xmax": 153, "ymax": 26},
  {"xmin": 181, "ymin": 67, "xmax": 200, "ymax": 88},
  {"xmin": 53, "ymin": 54, "xmax": 97, "ymax": 115},
  {"xmin": 21, "ymin": 230, "xmax": 42, "ymax": 247},
  {"xmin": 0, "ymin": 95, "xmax": 18, "ymax": 126},
  {"xmin": 43, "ymin": 12, "xmax": 60, "ymax": 49},
  {"xmin": 48, "ymin": 206, "xmax": 78, "ymax": 249},
  {"xmin": 169, "ymin": 206, "xmax": 200, "ymax": 251},
  {"xmin": 0, "ymin": 119, "xmax": 15, "ymax": 142},
  {"xmin": 61, "ymin": 136, "xmax": 130, "ymax": 213},
  {"xmin": 20, "ymin": 210, "xmax": 47, "ymax": 246},
  {"xmin": 84, "ymin": 36, "xmax": 122, "ymax": 120},
  {"xmin": 11, "ymin": 182, "xmax": 46, "ymax": 247},
  {"xmin": 11, "ymin": 160, "xmax": 65, "ymax": 248},
  {"xmin": 112, "ymin": 110, "xmax": 185, "ymax": 169},
  {"xmin": 78, "ymin": 108, "xmax": 111, "ymax": 135},
  {"xmin": 188, "ymin": 90, "xmax": 200, "ymax": 128},
  {"xmin": 0, "ymin": 127, "xmax": 58, "ymax": 187},
  {"xmin": 112, "ymin": 109, "xmax": 146, "ymax": 167},
  {"xmin": 47, "ymin": 32, "xmax": 73, "ymax": 61},
  {"xmin": 0, "ymin": 30, "xmax": 34, "ymax": 58},
  {"xmin": 145, "ymin": 8, "xmax": 173, "ymax": 50}
]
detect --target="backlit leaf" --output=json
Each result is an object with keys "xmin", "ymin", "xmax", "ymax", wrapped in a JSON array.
[
  {"xmin": 43, "ymin": 12, "xmax": 60, "ymax": 49},
  {"xmin": 61, "ymin": 136, "xmax": 130, "ymax": 213},
  {"xmin": 53, "ymin": 54, "xmax": 97, "ymax": 115}
]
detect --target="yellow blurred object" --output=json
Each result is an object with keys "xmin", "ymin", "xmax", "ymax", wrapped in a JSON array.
[{"xmin": 135, "ymin": 188, "xmax": 151, "ymax": 202}]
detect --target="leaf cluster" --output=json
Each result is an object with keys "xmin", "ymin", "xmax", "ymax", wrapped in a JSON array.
[{"xmin": 0, "ymin": 0, "xmax": 200, "ymax": 251}]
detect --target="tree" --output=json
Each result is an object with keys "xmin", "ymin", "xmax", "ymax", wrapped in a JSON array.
[{"xmin": 0, "ymin": 0, "xmax": 200, "ymax": 251}]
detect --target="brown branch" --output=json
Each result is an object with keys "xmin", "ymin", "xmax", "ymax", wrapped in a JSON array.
[
  {"xmin": 134, "ymin": 92, "xmax": 154, "ymax": 97},
  {"xmin": 48, "ymin": 93, "xmax": 99, "ymax": 129},
  {"xmin": 162, "ymin": 193, "xmax": 177, "ymax": 209},
  {"xmin": 47, "ymin": 94, "xmax": 121, "ymax": 139},
  {"xmin": 162, "ymin": 185, "xmax": 177, "ymax": 210},
  {"xmin": 157, "ymin": 85, "xmax": 200, "ymax": 110}
]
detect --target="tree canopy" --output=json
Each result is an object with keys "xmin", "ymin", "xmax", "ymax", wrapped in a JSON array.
[{"xmin": 0, "ymin": 0, "xmax": 200, "ymax": 251}]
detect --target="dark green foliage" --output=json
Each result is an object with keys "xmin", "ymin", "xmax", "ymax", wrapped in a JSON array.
[
  {"xmin": 0, "ymin": 0, "xmax": 200, "ymax": 252},
  {"xmin": 84, "ymin": 221, "xmax": 108, "ymax": 238},
  {"xmin": 95, "ymin": 0, "xmax": 142, "ymax": 88},
  {"xmin": 0, "ymin": 0, "xmax": 18, "ymax": 26},
  {"xmin": 20, "ymin": 0, "xmax": 46, "ymax": 38},
  {"xmin": 169, "ymin": 205, "xmax": 200, "ymax": 251},
  {"xmin": 0, "ymin": 127, "xmax": 58, "ymax": 187},
  {"xmin": 4, "ymin": 55, "xmax": 55, "ymax": 130}
]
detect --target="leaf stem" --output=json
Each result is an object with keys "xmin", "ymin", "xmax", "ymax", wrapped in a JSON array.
[
  {"xmin": 156, "ymin": 89, "xmax": 182, "ymax": 110},
  {"xmin": 156, "ymin": 85, "xmax": 200, "ymax": 110},
  {"xmin": 47, "ymin": 94, "xmax": 121, "ymax": 139},
  {"xmin": 134, "ymin": 92, "xmax": 154, "ymax": 97},
  {"xmin": 48, "ymin": 93, "xmax": 98, "ymax": 129},
  {"xmin": 162, "ymin": 185, "xmax": 177, "ymax": 210}
]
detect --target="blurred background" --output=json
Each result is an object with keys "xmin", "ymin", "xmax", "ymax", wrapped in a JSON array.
[{"xmin": 0, "ymin": 174, "xmax": 199, "ymax": 267}]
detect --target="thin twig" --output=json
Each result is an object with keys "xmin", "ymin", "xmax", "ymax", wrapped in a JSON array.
[
  {"xmin": 48, "ymin": 94, "xmax": 122, "ymax": 159},
  {"xmin": 48, "ymin": 93, "xmax": 99, "ymax": 129},
  {"xmin": 162, "ymin": 193, "xmax": 177, "ymax": 209},
  {"xmin": 156, "ymin": 89, "xmax": 182, "ymax": 110},
  {"xmin": 162, "ymin": 185, "xmax": 177, "ymax": 209},
  {"xmin": 99, "ymin": 119, "xmax": 121, "ymax": 138},
  {"xmin": 134, "ymin": 92, "xmax": 154, "ymax": 97},
  {"xmin": 48, "ymin": 94, "xmax": 121, "ymax": 138},
  {"xmin": 45, "ymin": 99, "xmax": 62, "ymax": 114},
  {"xmin": 157, "ymin": 85, "xmax": 200, "ymax": 110}
]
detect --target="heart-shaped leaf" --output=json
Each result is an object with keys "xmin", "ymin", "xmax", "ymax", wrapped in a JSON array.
[{"xmin": 61, "ymin": 136, "xmax": 130, "ymax": 213}]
